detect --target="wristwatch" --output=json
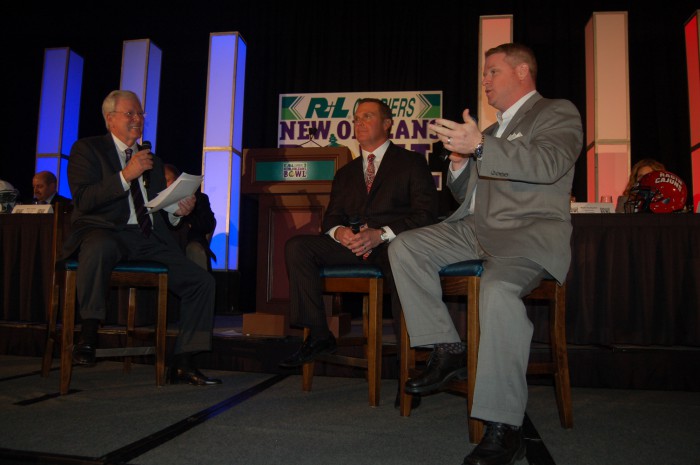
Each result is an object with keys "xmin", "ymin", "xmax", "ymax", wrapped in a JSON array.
[
  {"xmin": 380, "ymin": 227, "xmax": 390, "ymax": 243},
  {"xmin": 473, "ymin": 135, "xmax": 485, "ymax": 160}
]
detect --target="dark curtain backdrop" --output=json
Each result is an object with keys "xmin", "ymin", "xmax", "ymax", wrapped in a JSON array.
[{"xmin": 3, "ymin": 1, "xmax": 697, "ymax": 311}]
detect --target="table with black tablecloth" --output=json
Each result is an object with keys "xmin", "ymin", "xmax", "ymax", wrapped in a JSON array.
[
  {"xmin": 0, "ymin": 213, "xmax": 53, "ymax": 322},
  {"xmin": 2, "ymin": 212, "xmax": 699, "ymax": 348},
  {"xmin": 0, "ymin": 213, "xmax": 164, "ymax": 326},
  {"xmin": 562, "ymin": 213, "xmax": 700, "ymax": 347}
]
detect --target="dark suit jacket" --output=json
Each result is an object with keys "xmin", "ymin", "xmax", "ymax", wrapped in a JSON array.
[
  {"xmin": 168, "ymin": 190, "xmax": 216, "ymax": 260},
  {"xmin": 323, "ymin": 142, "xmax": 438, "ymax": 234},
  {"xmin": 63, "ymin": 133, "xmax": 176, "ymax": 257},
  {"xmin": 51, "ymin": 194, "xmax": 72, "ymax": 205}
]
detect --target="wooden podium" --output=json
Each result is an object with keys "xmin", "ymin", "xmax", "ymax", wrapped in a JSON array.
[{"xmin": 240, "ymin": 147, "xmax": 353, "ymax": 336}]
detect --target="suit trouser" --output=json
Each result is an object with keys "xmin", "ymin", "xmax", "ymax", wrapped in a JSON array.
[
  {"xmin": 285, "ymin": 234, "xmax": 402, "ymax": 339},
  {"xmin": 388, "ymin": 217, "xmax": 546, "ymax": 426},
  {"xmin": 75, "ymin": 228, "xmax": 215, "ymax": 355}
]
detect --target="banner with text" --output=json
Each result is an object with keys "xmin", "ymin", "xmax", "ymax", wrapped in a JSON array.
[{"xmin": 278, "ymin": 91, "xmax": 443, "ymax": 158}]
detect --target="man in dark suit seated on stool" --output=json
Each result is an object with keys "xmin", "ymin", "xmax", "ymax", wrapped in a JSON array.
[
  {"xmin": 32, "ymin": 171, "xmax": 71, "ymax": 205},
  {"xmin": 280, "ymin": 97, "xmax": 439, "ymax": 407},
  {"xmin": 64, "ymin": 89, "xmax": 221, "ymax": 386}
]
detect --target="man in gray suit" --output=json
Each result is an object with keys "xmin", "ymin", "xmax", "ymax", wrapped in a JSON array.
[{"xmin": 389, "ymin": 43, "xmax": 583, "ymax": 465}]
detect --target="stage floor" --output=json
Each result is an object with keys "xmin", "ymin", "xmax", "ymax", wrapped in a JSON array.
[{"xmin": 1, "ymin": 354, "xmax": 699, "ymax": 465}]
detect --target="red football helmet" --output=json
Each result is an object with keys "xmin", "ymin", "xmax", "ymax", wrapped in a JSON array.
[{"xmin": 625, "ymin": 170, "xmax": 687, "ymax": 213}]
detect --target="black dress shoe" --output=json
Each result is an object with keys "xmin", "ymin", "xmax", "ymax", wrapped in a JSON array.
[
  {"xmin": 463, "ymin": 422, "xmax": 526, "ymax": 465},
  {"xmin": 72, "ymin": 342, "xmax": 96, "ymax": 366},
  {"xmin": 404, "ymin": 348, "xmax": 467, "ymax": 395},
  {"xmin": 394, "ymin": 382, "xmax": 422, "ymax": 409},
  {"xmin": 167, "ymin": 367, "xmax": 222, "ymax": 386},
  {"xmin": 278, "ymin": 334, "xmax": 337, "ymax": 368}
]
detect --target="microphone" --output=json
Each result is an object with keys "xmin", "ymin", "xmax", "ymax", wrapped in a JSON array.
[
  {"xmin": 348, "ymin": 216, "xmax": 362, "ymax": 233},
  {"xmin": 140, "ymin": 140, "xmax": 152, "ymax": 189},
  {"xmin": 348, "ymin": 216, "xmax": 363, "ymax": 260}
]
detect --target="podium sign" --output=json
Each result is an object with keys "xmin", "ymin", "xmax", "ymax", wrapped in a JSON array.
[{"xmin": 241, "ymin": 147, "xmax": 352, "ymax": 335}]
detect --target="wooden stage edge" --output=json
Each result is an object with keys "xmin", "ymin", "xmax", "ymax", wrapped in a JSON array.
[{"xmin": 1, "ymin": 315, "xmax": 698, "ymax": 391}]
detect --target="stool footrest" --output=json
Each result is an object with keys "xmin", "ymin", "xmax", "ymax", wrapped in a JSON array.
[
  {"xmin": 95, "ymin": 347, "xmax": 156, "ymax": 357},
  {"xmin": 315, "ymin": 353, "xmax": 369, "ymax": 369}
]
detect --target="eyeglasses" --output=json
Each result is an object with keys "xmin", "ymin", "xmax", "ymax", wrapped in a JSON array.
[
  {"xmin": 352, "ymin": 113, "xmax": 377, "ymax": 124},
  {"xmin": 111, "ymin": 111, "xmax": 146, "ymax": 119}
]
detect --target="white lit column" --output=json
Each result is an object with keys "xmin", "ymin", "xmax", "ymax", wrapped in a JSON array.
[
  {"xmin": 685, "ymin": 10, "xmax": 700, "ymax": 211},
  {"xmin": 120, "ymin": 39, "xmax": 162, "ymax": 150},
  {"xmin": 35, "ymin": 48, "xmax": 83, "ymax": 198},
  {"xmin": 202, "ymin": 32, "xmax": 247, "ymax": 271},
  {"xmin": 585, "ymin": 12, "xmax": 631, "ymax": 202},
  {"xmin": 478, "ymin": 15, "xmax": 513, "ymax": 129}
]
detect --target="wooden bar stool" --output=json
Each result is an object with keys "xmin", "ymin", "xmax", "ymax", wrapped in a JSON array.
[
  {"xmin": 301, "ymin": 264, "xmax": 384, "ymax": 406},
  {"xmin": 41, "ymin": 203, "xmax": 170, "ymax": 395},
  {"xmin": 399, "ymin": 259, "xmax": 573, "ymax": 444}
]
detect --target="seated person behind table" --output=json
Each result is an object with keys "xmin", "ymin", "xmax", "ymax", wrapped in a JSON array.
[
  {"xmin": 33, "ymin": 171, "xmax": 71, "ymax": 205},
  {"xmin": 164, "ymin": 163, "xmax": 217, "ymax": 271},
  {"xmin": 615, "ymin": 158, "xmax": 665, "ymax": 213}
]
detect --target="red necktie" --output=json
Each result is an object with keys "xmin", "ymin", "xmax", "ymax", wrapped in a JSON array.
[
  {"xmin": 125, "ymin": 148, "xmax": 153, "ymax": 237},
  {"xmin": 362, "ymin": 153, "xmax": 376, "ymax": 259},
  {"xmin": 365, "ymin": 154, "xmax": 376, "ymax": 193}
]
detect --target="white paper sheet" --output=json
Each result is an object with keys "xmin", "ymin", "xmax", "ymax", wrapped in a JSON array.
[{"xmin": 145, "ymin": 173, "xmax": 203, "ymax": 213}]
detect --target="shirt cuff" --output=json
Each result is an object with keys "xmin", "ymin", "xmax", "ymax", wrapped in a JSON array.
[
  {"xmin": 119, "ymin": 171, "xmax": 130, "ymax": 190},
  {"xmin": 168, "ymin": 212, "xmax": 182, "ymax": 226},
  {"xmin": 327, "ymin": 225, "xmax": 342, "ymax": 242}
]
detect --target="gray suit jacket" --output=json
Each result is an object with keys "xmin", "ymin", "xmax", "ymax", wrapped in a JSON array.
[{"xmin": 445, "ymin": 93, "xmax": 583, "ymax": 283}]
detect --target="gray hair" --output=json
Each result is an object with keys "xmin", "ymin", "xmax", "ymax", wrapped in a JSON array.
[{"xmin": 101, "ymin": 90, "xmax": 141, "ymax": 129}]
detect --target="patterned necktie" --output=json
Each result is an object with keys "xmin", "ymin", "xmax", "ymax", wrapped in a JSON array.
[
  {"xmin": 365, "ymin": 153, "xmax": 376, "ymax": 193},
  {"xmin": 125, "ymin": 148, "xmax": 152, "ymax": 237}
]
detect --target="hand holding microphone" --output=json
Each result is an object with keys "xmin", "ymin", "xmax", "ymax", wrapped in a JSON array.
[
  {"xmin": 122, "ymin": 143, "xmax": 154, "ymax": 184},
  {"xmin": 140, "ymin": 140, "xmax": 153, "ymax": 188}
]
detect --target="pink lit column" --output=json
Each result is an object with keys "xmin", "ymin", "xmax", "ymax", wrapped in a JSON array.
[
  {"xmin": 685, "ymin": 10, "xmax": 700, "ymax": 211},
  {"xmin": 585, "ymin": 12, "xmax": 631, "ymax": 203},
  {"xmin": 478, "ymin": 15, "xmax": 513, "ymax": 130}
]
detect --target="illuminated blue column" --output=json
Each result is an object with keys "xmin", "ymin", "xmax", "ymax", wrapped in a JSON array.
[
  {"xmin": 120, "ymin": 39, "xmax": 162, "ymax": 150},
  {"xmin": 202, "ymin": 32, "xmax": 247, "ymax": 271},
  {"xmin": 36, "ymin": 48, "xmax": 83, "ymax": 198}
]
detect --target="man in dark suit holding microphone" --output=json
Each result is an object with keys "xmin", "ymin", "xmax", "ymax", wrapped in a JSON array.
[
  {"xmin": 64, "ymin": 89, "xmax": 220, "ymax": 386},
  {"xmin": 280, "ymin": 98, "xmax": 439, "ymax": 386}
]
